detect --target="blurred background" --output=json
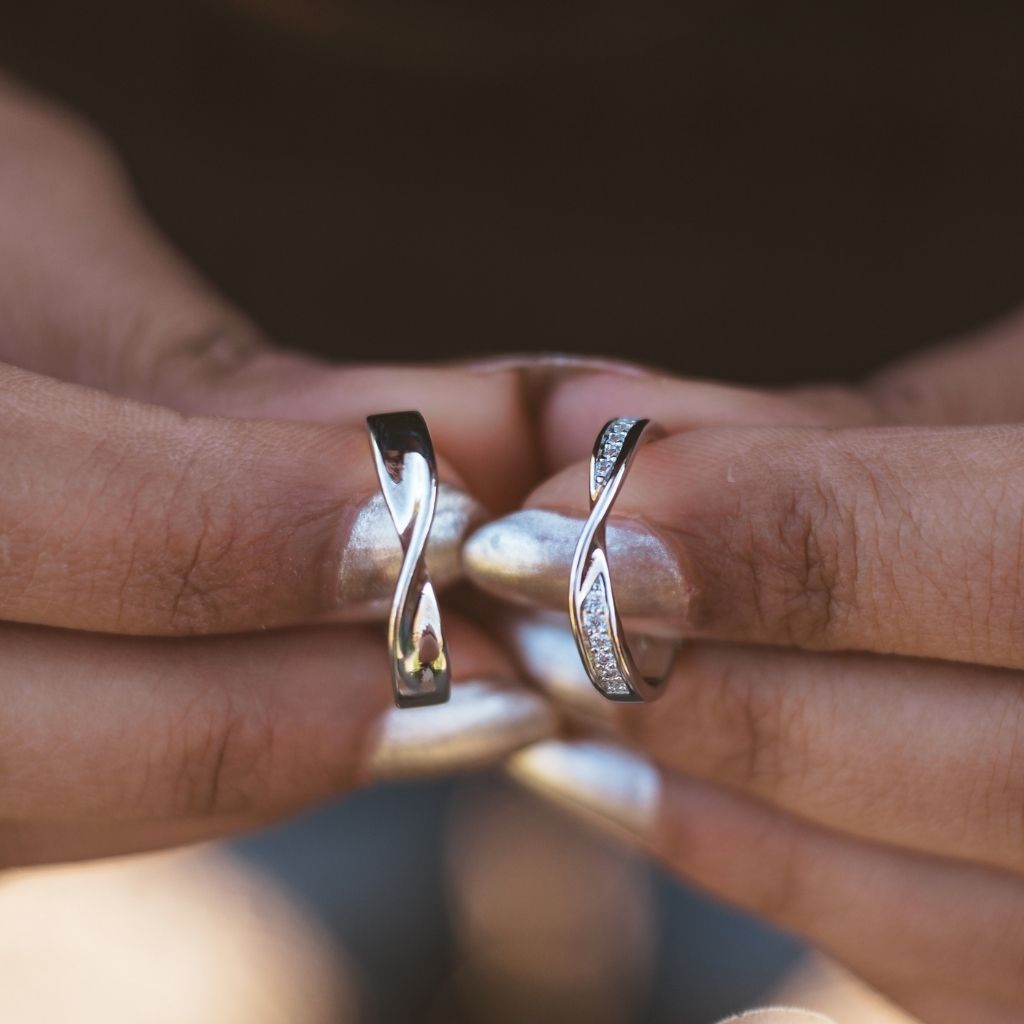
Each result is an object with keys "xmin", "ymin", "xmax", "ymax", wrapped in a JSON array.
[{"xmin": 2, "ymin": 1, "xmax": 1021, "ymax": 1020}]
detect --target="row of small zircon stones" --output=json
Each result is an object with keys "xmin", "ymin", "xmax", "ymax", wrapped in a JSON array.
[
  {"xmin": 592, "ymin": 417, "xmax": 639, "ymax": 490},
  {"xmin": 580, "ymin": 577, "xmax": 628, "ymax": 694},
  {"xmin": 580, "ymin": 419, "xmax": 640, "ymax": 695}
]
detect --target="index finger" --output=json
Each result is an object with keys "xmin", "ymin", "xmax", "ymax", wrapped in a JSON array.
[
  {"xmin": 537, "ymin": 370, "xmax": 879, "ymax": 470},
  {"xmin": 468, "ymin": 421, "xmax": 1024, "ymax": 669},
  {"xmin": 0, "ymin": 363, "xmax": 484, "ymax": 634}
]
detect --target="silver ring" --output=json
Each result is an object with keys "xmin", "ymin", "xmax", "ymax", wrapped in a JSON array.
[
  {"xmin": 569, "ymin": 417, "xmax": 678, "ymax": 702},
  {"xmin": 366, "ymin": 411, "xmax": 451, "ymax": 708}
]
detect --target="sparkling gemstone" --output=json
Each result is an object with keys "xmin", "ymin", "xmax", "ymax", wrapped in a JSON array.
[
  {"xmin": 579, "ymin": 576, "xmax": 629, "ymax": 692},
  {"xmin": 593, "ymin": 418, "xmax": 639, "ymax": 489}
]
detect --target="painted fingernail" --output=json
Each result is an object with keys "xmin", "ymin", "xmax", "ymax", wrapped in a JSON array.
[
  {"xmin": 367, "ymin": 681, "xmax": 557, "ymax": 781},
  {"xmin": 337, "ymin": 484, "xmax": 485, "ymax": 617},
  {"xmin": 719, "ymin": 1013, "xmax": 838, "ymax": 1024},
  {"xmin": 464, "ymin": 509, "xmax": 688, "ymax": 620},
  {"xmin": 496, "ymin": 609, "xmax": 615, "ymax": 721},
  {"xmin": 457, "ymin": 353, "xmax": 655, "ymax": 379},
  {"xmin": 507, "ymin": 740, "xmax": 660, "ymax": 843}
]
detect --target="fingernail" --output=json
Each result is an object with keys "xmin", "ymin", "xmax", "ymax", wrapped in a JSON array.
[
  {"xmin": 367, "ymin": 681, "xmax": 557, "ymax": 781},
  {"xmin": 464, "ymin": 509, "xmax": 688, "ymax": 620},
  {"xmin": 497, "ymin": 609, "xmax": 616, "ymax": 722},
  {"xmin": 719, "ymin": 1013, "xmax": 838, "ymax": 1024},
  {"xmin": 337, "ymin": 485, "xmax": 485, "ymax": 617},
  {"xmin": 507, "ymin": 740, "xmax": 660, "ymax": 843},
  {"xmin": 457, "ymin": 353, "xmax": 655, "ymax": 379}
]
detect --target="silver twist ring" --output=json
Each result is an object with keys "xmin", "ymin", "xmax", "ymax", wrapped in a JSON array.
[
  {"xmin": 367, "ymin": 411, "xmax": 451, "ymax": 707},
  {"xmin": 569, "ymin": 417, "xmax": 678, "ymax": 702}
]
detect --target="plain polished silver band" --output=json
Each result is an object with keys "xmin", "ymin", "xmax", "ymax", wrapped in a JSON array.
[
  {"xmin": 366, "ymin": 411, "xmax": 451, "ymax": 708},
  {"xmin": 569, "ymin": 417, "xmax": 679, "ymax": 702}
]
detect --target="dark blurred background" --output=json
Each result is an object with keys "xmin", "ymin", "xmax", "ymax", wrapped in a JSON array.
[
  {"xmin": 2, "ymin": 3, "xmax": 1020, "ymax": 1021},
  {"xmin": 4, "ymin": 1, "xmax": 1023, "ymax": 383}
]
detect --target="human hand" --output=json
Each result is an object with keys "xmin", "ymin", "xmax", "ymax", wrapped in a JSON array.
[
  {"xmin": 0, "ymin": 76, "xmax": 559, "ymax": 866},
  {"xmin": 8, "ymin": 59, "xmax": 1024, "ymax": 1020},
  {"xmin": 469, "ymin": 320, "xmax": 1024, "ymax": 1024}
]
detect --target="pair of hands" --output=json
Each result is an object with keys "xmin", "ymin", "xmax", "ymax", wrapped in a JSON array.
[{"xmin": 5, "ymin": 77, "xmax": 1024, "ymax": 1023}]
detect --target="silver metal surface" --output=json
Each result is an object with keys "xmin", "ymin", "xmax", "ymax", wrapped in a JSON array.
[
  {"xmin": 569, "ymin": 418, "xmax": 679, "ymax": 702},
  {"xmin": 367, "ymin": 411, "xmax": 451, "ymax": 707},
  {"xmin": 463, "ymin": 508, "xmax": 686, "ymax": 619},
  {"xmin": 337, "ymin": 486, "xmax": 484, "ymax": 619}
]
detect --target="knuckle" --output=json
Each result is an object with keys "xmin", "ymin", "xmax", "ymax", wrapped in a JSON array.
[
  {"xmin": 156, "ymin": 495, "xmax": 240, "ymax": 634},
  {"xmin": 747, "ymin": 448, "xmax": 881, "ymax": 648},
  {"xmin": 767, "ymin": 473, "xmax": 849, "ymax": 645},
  {"xmin": 980, "ymin": 481, "xmax": 1024, "ymax": 659},
  {"xmin": 114, "ymin": 314, "xmax": 269, "ymax": 408},
  {"xmin": 114, "ymin": 440, "xmax": 289, "ymax": 635},
  {"xmin": 684, "ymin": 437, "xmax": 916, "ymax": 651},
  {"xmin": 156, "ymin": 523, "xmax": 260, "ymax": 635}
]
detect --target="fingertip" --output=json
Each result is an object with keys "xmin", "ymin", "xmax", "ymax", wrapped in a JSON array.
[
  {"xmin": 718, "ymin": 1012, "xmax": 838, "ymax": 1024},
  {"xmin": 488, "ymin": 607, "xmax": 618, "ymax": 724},
  {"xmin": 334, "ymin": 483, "xmax": 487, "ymax": 619},
  {"xmin": 365, "ymin": 680, "xmax": 558, "ymax": 782},
  {"xmin": 538, "ymin": 370, "xmax": 841, "ymax": 471},
  {"xmin": 507, "ymin": 740, "xmax": 661, "ymax": 845},
  {"xmin": 258, "ymin": 363, "xmax": 537, "ymax": 513},
  {"xmin": 463, "ymin": 508, "xmax": 688, "ymax": 620},
  {"xmin": 540, "ymin": 372, "xmax": 659, "ymax": 470}
]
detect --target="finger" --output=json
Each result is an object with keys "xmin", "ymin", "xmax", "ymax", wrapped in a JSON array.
[
  {"xmin": 773, "ymin": 957, "xmax": 922, "ymax": 1024},
  {"xmin": 0, "ymin": 80, "xmax": 535, "ymax": 510},
  {"xmin": 510, "ymin": 741, "xmax": 1024, "ymax": 1024},
  {"xmin": 504, "ymin": 616, "xmax": 1024, "ymax": 874},
  {"xmin": 868, "ymin": 305, "xmax": 1024, "ymax": 427},
  {"xmin": 539, "ymin": 371, "xmax": 879, "ymax": 470},
  {"xmin": 0, "ymin": 363, "xmax": 485, "ymax": 633},
  {"xmin": 0, "ymin": 617, "xmax": 553, "ymax": 834},
  {"xmin": 190, "ymin": 362, "xmax": 540, "ymax": 514},
  {"xmin": 467, "ymin": 423, "xmax": 1024, "ymax": 668},
  {"xmin": 0, "ymin": 815, "xmax": 269, "ymax": 867},
  {"xmin": 538, "ymin": 307, "xmax": 1024, "ymax": 474}
]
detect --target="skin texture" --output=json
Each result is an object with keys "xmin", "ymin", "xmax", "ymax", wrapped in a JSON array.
[
  {"xmin": 484, "ymin": 323, "xmax": 1024, "ymax": 1024},
  {"xmin": 0, "ymin": 75, "xmax": 561, "ymax": 866},
  {"xmin": 481, "ymin": 422, "xmax": 1024, "ymax": 665},
  {"xmin": 8, "ymin": 65, "xmax": 1024, "ymax": 1024}
]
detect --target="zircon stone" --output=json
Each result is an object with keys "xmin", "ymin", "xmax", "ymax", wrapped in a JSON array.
[
  {"xmin": 579, "ymin": 577, "xmax": 629, "ymax": 694},
  {"xmin": 593, "ymin": 417, "xmax": 640, "ymax": 490}
]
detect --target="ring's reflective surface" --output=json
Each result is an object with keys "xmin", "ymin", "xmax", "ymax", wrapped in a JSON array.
[
  {"xmin": 569, "ymin": 417, "xmax": 678, "ymax": 702},
  {"xmin": 366, "ymin": 411, "xmax": 451, "ymax": 707}
]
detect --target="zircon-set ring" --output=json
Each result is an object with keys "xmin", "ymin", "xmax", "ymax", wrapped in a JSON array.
[
  {"xmin": 367, "ymin": 411, "xmax": 451, "ymax": 708},
  {"xmin": 569, "ymin": 417, "xmax": 679, "ymax": 702}
]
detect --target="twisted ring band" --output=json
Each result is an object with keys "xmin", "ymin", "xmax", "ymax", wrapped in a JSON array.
[
  {"xmin": 569, "ymin": 417, "xmax": 678, "ymax": 702},
  {"xmin": 366, "ymin": 411, "xmax": 451, "ymax": 707}
]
